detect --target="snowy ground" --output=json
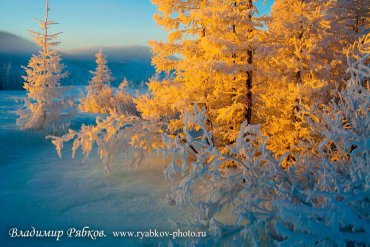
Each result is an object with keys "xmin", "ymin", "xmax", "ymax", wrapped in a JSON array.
[{"xmin": 0, "ymin": 90, "xmax": 197, "ymax": 247}]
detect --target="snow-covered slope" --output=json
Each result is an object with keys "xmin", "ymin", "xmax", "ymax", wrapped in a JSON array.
[{"xmin": 0, "ymin": 90, "xmax": 194, "ymax": 247}]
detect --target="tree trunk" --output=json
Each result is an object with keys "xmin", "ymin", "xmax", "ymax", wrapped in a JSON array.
[
  {"xmin": 245, "ymin": 0, "xmax": 253, "ymax": 124},
  {"xmin": 246, "ymin": 49, "xmax": 253, "ymax": 124}
]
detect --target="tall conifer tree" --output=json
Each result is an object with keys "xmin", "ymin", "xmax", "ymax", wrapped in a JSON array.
[
  {"xmin": 257, "ymin": 0, "xmax": 333, "ymax": 158},
  {"xmin": 137, "ymin": 0, "xmax": 264, "ymax": 146},
  {"xmin": 17, "ymin": 0, "xmax": 72, "ymax": 132}
]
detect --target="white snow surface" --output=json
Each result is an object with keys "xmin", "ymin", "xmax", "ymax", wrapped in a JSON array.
[{"xmin": 0, "ymin": 89, "xmax": 195, "ymax": 247}]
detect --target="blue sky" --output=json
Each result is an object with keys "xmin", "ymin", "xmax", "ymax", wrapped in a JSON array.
[{"xmin": 0, "ymin": 0, "xmax": 273, "ymax": 50}]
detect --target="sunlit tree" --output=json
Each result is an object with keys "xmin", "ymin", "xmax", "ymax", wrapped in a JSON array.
[
  {"xmin": 17, "ymin": 0, "xmax": 73, "ymax": 132},
  {"xmin": 326, "ymin": 0, "xmax": 369, "ymax": 81},
  {"xmin": 79, "ymin": 50, "xmax": 114, "ymax": 114},
  {"xmin": 256, "ymin": 0, "xmax": 334, "ymax": 159},
  {"xmin": 86, "ymin": 50, "xmax": 111, "ymax": 94},
  {"xmin": 137, "ymin": 0, "xmax": 264, "ymax": 147}
]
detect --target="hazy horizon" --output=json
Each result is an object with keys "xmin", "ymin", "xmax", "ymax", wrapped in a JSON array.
[{"xmin": 0, "ymin": 30, "xmax": 156, "ymax": 52}]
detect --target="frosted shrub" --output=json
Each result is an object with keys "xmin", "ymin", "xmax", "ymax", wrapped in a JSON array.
[
  {"xmin": 79, "ymin": 86, "xmax": 115, "ymax": 114},
  {"xmin": 79, "ymin": 50, "xmax": 139, "ymax": 115},
  {"xmin": 48, "ymin": 80, "xmax": 143, "ymax": 173},
  {"xmin": 79, "ymin": 82, "xmax": 138, "ymax": 115},
  {"xmin": 113, "ymin": 80, "xmax": 140, "ymax": 116}
]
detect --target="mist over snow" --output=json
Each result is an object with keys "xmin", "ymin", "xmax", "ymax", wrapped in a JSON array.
[
  {"xmin": 62, "ymin": 46, "xmax": 154, "ymax": 87},
  {"xmin": 0, "ymin": 31, "xmax": 155, "ymax": 90}
]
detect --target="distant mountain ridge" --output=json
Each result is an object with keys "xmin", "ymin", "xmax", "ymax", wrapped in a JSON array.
[
  {"xmin": 64, "ymin": 46, "xmax": 152, "ymax": 61},
  {"xmin": 0, "ymin": 31, "xmax": 38, "ymax": 55},
  {"xmin": 0, "ymin": 31, "xmax": 155, "ymax": 90}
]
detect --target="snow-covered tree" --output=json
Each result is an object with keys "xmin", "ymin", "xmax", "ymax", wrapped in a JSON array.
[
  {"xmin": 87, "ymin": 50, "xmax": 111, "ymax": 94},
  {"xmin": 255, "ymin": 0, "xmax": 334, "ymax": 161},
  {"xmin": 162, "ymin": 36, "xmax": 369, "ymax": 245},
  {"xmin": 251, "ymin": 0, "xmax": 369, "ymax": 165},
  {"xmin": 275, "ymin": 34, "xmax": 370, "ymax": 246},
  {"xmin": 137, "ymin": 0, "xmax": 265, "ymax": 147},
  {"xmin": 17, "ymin": 0, "xmax": 73, "ymax": 132},
  {"xmin": 79, "ymin": 50, "xmax": 113, "ymax": 114},
  {"xmin": 325, "ymin": 0, "xmax": 369, "ymax": 81}
]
